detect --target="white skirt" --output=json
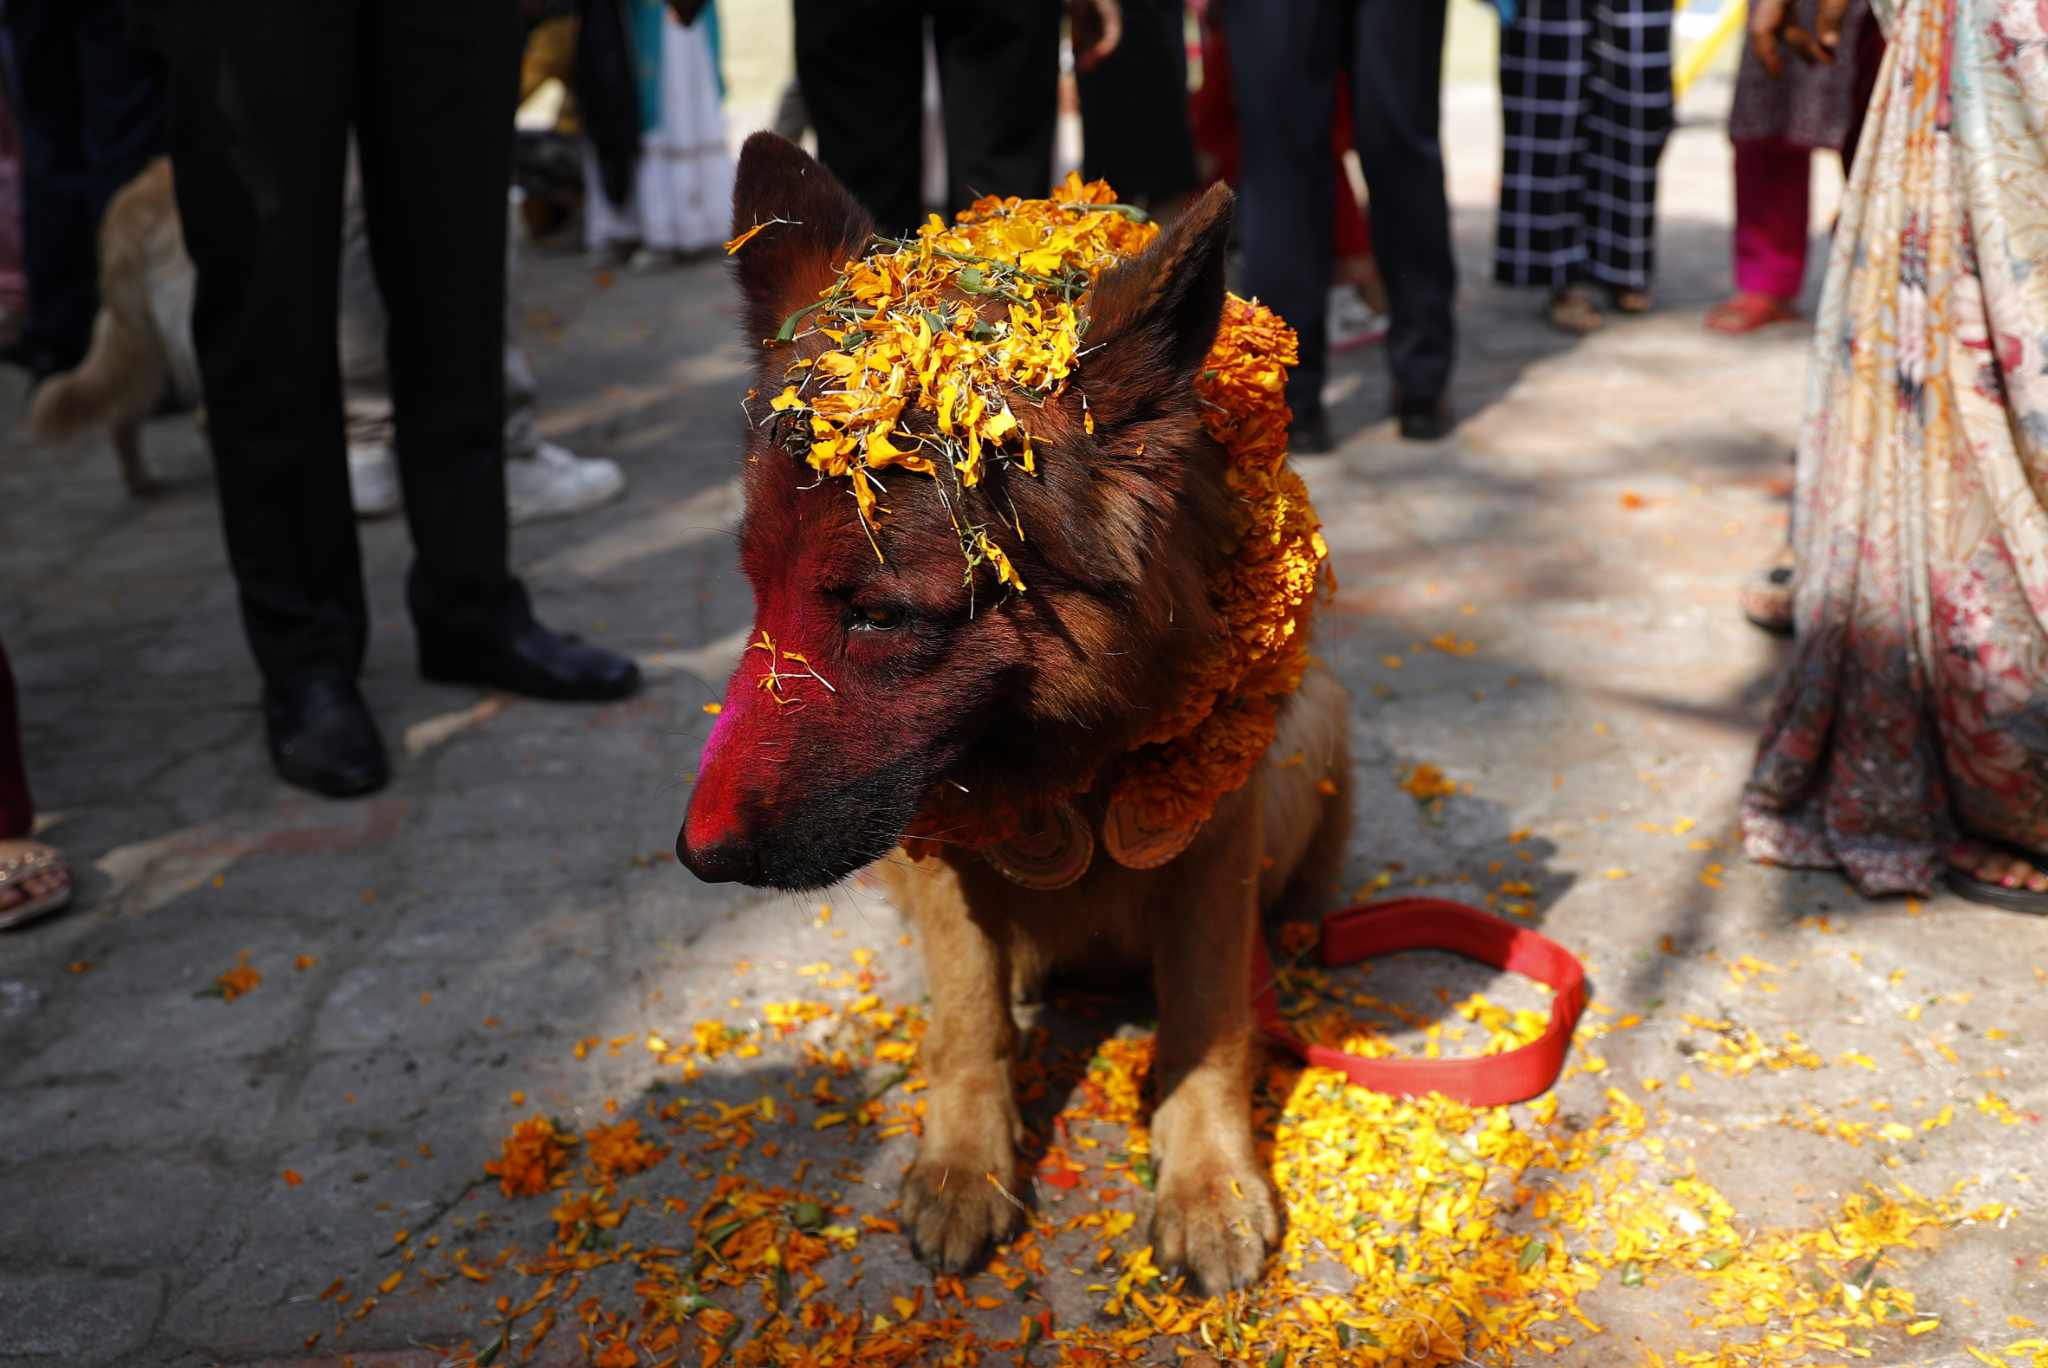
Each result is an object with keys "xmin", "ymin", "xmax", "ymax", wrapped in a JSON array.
[{"xmin": 582, "ymin": 12, "xmax": 734, "ymax": 254}]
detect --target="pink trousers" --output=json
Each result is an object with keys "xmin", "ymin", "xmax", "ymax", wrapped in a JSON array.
[
  {"xmin": 1732, "ymin": 137, "xmax": 1836, "ymax": 300},
  {"xmin": 1731, "ymin": 28, "xmax": 1884, "ymax": 300}
]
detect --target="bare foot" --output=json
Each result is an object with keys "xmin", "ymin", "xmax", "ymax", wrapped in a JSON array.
[{"xmin": 1947, "ymin": 839, "xmax": 2048, "ymax": 892}]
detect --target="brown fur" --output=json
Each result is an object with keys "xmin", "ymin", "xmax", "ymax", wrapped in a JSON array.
[
  {"xmin": 25, "ymin": 158, "xmax": 194, "ymax": 495},
  {"xmin": 680, "ymin": 134, "xmax": 1356, "ymax": 1294},
  {"xmin": 876, "ymin": 668, "xmax": 1351, "ymax": 1289}
]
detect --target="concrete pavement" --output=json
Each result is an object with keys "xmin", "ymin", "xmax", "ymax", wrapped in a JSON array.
[{"xmin": 1, "ymin": 69, "xmax": 2041, "ymax": 1368}]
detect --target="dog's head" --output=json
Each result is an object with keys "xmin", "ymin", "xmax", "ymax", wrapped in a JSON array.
[{"xmin": 677, "ymin": 134, "xmax": 1238, "ymax": 890}]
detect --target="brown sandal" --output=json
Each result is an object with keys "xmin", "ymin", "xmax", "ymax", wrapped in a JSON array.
[
  {"xmin": 1546, "ymin": 286, "xmax": 1604, "ymax": 336},
  {"xmin": 1706, "ymin": 291, "xmax": 1799, "ymax": 334},
  {"xmin": 1740, "ymin": 547, "xmax": 1797, "ymax": 636},
  {"xmin": 0, "ymin": 838, "xmax": 73, "ymax": 931},
  {"xmin": 1608, "ymin": 287, "xmax": 1653, "ymax": 316}
]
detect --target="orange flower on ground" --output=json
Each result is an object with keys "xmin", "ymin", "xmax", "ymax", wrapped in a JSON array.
[
  {"xmin": 213, "ymin": 952, "xmax": 262, "ymax": 1001},
  {"xmin": 1400, "ymin": 762, "xmax": 1460, "ymax": 801},
  {"xmin": 582, "ymin": 1118, "xmax": 665, "ymax": 1179},
  {"xmin": 329, "ymin": 941, "xmax": 2019, "ymax": 1368},
  {"xmin": 485, "ymin": 1116, "xmax": 573, "ymax": 1198},
  {"xmin": 550, "ymin": 1189, "xmax": 625, "ymax": 1249}
]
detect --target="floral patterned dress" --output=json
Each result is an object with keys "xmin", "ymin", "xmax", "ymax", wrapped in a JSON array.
[{"xmin": 1744, "ymin": 0, "xmax": 2048, "ymax": 895}]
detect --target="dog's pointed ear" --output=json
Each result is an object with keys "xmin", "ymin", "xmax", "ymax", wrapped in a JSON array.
[
  {"xmin": 730, "ymin": 132, "xmax": 876, "ymax": 348},
  {"xmin": 1080, "ymin": 183, "xmax": 1235, "ymax": 420}
]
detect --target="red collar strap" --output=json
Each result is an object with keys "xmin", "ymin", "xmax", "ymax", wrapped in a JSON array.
[{"xmin": 1253, "ymin": 898, "xmax": 1589, "ymax": 1107}]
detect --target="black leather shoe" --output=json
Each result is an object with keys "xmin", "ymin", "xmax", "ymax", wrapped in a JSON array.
[
  {"xmin": 418, "ymin": 620, "xmax": 641, "ymax": 702},
  {"xmin": 1396, "ymin": 394, "xmax": 1455, "ymax": 443},
  {"xmin": 1289, "ymin": 409, "xmax": 1334, "ymax": 455},
  {"xmin": 264, "ymin": 674, "xmax": 389, "ymax": 798}
]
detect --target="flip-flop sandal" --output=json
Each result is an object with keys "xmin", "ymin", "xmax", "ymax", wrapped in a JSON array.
[
  {"xmin": 1944, "ymin": 838, "xmax": 2048, "ymax": 913},
  {"xmin": 1546, "ymin": 287, "xmax": 1603, "ymax": 336},
  {"xmin": 1740, "ymin": 553, "xmax": 1797, "ymax": 635},
  {"xmin": 1706, "ymin": 292, "xmax": 1800, "ymax": 335},
  {"xmin": 0, "ymin": 839, "xmax": 74, "ymax": 931}
]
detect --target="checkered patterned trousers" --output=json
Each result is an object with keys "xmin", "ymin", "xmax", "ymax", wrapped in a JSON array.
[{"xmin": 1494, "ymin": 0, "xmax": 1674, "ymax": 292}]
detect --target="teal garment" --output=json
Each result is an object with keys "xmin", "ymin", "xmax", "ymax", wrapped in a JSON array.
[
  {"xmin": 631, "ymin": 0, "xmax": 664, "ymax": 133},
  {"xmin": 702, "ymin": 1, "xmax": 725, "ymax": 101},
  {"xmin": 630, "ymin": 1, "xmax": 725, "ymax": 131}
]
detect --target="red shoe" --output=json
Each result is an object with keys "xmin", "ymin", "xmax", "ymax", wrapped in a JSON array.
[{"xmin": 1706, "ymin": 292, "xmax": 1799, "ymax": 335}]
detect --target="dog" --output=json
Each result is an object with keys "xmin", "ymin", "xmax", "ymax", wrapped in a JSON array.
[
  {"xmin": 677, "ymin": 133, "xmax": 1353, "ymax": 1294},
  {"xmin": 25, "ymin": 157, "xmax": 198, "ymax": 495}
]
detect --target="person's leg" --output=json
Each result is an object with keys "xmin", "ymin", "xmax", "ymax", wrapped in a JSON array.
[
  {"xmin": 0, "ymin": 637, "xmax": 30, "ymax": 840},
  {"xmin": 1330, "ymin": 84, "xmax": 1373, "ymax": 261},
  {"xmin": 1583, "ymin": 0, "xmax": 1673, "ymax": 297},
  {"xmin": 74, "ymin": 0, "xmax": 166, "ymax": 200},
  {"xmin": 1076, "ymin": 0, "xmax": 1197, "ymax": 208},
  {"xmin": 162, "ymin": 0, "xmax": 365, "ymax": 686},
  {"xmin": 501, "ymin": 336, "xmax": 629, "ymax": 526},
  {"xmin": 355, "ymin": 0, "xmax": 525, "ymax": 642},
  {"xmin": 1840, "ymin": 14, "xmax": 1886, "ymax": 172},
  {"xmin": 8, "ymin": 1, "xmax": 91, "ymax": 374},
  {"xmin": 932, "ymin": 0, "xmax": 1061, "ymax": 214},
  {"xmin": 1353, "ymin": 0, "xmax": 1458, "ymax": 420},
  {"xmin": 1494, "ymin": 0, "xmax": 1588, "ymax": 296},
  {"xmin": 336, "ymin": 143, "xmax": 402, "ymax": 518},
  {"xmin": 1732, "ymin": 136, "xmax": 1810, "ymax": 300},
  {"xmin": 0, "ymin": 634, "xmax": 69, "ymax": 926},
  {"xmin": 359, "ymin": 0, "xmax": 635, "ymax": 699},
  {"xmin": 1217, "ymin": 0, "xmax": 1338, "ymax": 443},
  {"xmin": 793, "ymin": 0, "xmax": 923, "ymax": 233},
  {"xmin": 6, "ymin": 0, "xmax": 165, "ymax": 375}
]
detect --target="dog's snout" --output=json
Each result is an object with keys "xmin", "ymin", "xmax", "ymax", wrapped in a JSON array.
[{"xmin": 675, "ymin": 829, "xmax": 761, "ymax": 884}]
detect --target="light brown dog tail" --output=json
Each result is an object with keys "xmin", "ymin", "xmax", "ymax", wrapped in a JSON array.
[{"xmin": 24, "ymin": 306, "xmax": 166, "ymax": 447}]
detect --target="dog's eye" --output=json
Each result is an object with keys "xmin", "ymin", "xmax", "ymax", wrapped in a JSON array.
[{"xmin": 850, "ymin": 604, "xmax": 904, "ymax": 632}]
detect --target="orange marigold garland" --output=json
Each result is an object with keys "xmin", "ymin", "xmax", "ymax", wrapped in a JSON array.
[
  {"xmin": 744, "ymin": 175, "xmax": 1329, "ymax": 852},
  {"xmin": 1109, "ymin": 294, "xmax": 1326, "ymax": 837},
  {"xmin": 757, "ymin": 172, "xmax": 1156, "ymax": 584}
]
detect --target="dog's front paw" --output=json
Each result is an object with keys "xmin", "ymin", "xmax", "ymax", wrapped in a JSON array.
[
  {"xmin": 1152, "ymin": 1160, "xmax": 1279, "ymax": 1294},
  {"xmin": 900, "ymin": 1150, "xmax": 1028, "ymax": 1273}
]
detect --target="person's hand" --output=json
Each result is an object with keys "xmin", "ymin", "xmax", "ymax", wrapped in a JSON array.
[
  {"xmin": 1071, "ymin": 0, "xmax": 1123, "ymax": 73},
  {"xmin": 1751, "ymin": 0, "xmax": 1849, "ymax": 78}
]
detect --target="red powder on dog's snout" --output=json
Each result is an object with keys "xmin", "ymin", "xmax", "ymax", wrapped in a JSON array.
[{"xmin": 699, "ymin": 699, "xmax": 739, "ymax": 770}]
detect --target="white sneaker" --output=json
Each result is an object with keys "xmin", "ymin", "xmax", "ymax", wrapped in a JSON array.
[
  {"xmin": 1328, "ymin": 284, "xmax": 1390, "ymax": 353},
  {"xmin": 348, "ymin": 444, "xmax": 403, "ymax": 519},
  {"xmin": 506, "ymin": 440, "xmax": 626, "ymax": 525}
]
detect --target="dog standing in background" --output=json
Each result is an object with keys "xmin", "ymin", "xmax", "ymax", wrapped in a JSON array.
[{"xmin": 24, "ymin": 156, "xmax": 195, "ymax": 494}]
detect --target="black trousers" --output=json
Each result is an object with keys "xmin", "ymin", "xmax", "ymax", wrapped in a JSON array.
[
  {"xmin": 161, "ymin": 0, "xmax": 526, "ymax": 686},
  {"xmin": 5, "ymin": 0, "xmax": 166, "ymax": 372},
  {"xmin": 1218, "ymin": 0, "xmax": 1457, "ymax": 420},
  {"xmin": 1495, "ymin": 0, "xmax": 1674, "ymax": 292},
  {"xmin": 794, "ymin": 0, "xmax": 1061, "ymax": 236},
  {"xmin": 1077, "ymin": 0, "xmax": 1197, "ymax": 206}
]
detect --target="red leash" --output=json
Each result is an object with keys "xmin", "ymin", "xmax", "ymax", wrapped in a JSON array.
[{"xmin": 1253, "ymin": 897, "xmax": 1588, "ymax": 1107}]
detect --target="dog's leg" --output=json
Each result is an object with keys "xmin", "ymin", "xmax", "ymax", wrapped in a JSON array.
[
  {"xmin": 112, "ymin": 422, "xmax": 158, "ymax": 496},
  {"xmin": 1147, "ymin": 784, "xmax": 1280, "ymax": 1293},
  {"xmin": 897, "ymin": 861, "xmax": 1026, "ymax": 1272}
]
